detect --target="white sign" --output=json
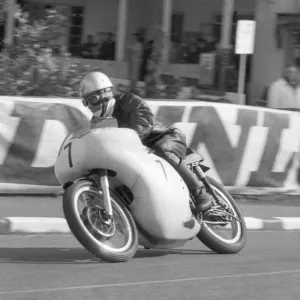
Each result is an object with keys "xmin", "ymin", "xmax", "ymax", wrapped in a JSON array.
[{"xmin": 235, "ymin": 20, "xmax": 256, "ymax": 54}]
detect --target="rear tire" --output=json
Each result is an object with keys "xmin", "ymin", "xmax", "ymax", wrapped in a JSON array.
[
  {"xmin": 197, "ymin": 176, "xmax": 247, "ymax": 254},
  {"xmin": 63, "ymin": 180, "xmax": 139, "ymax": 262}
]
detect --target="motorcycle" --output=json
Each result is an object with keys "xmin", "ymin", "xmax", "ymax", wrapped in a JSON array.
[{"xmin": 54, "ymin": 117, "xmax": 247, "ymax": 263}]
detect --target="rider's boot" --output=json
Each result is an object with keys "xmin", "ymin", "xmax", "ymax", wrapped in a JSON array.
[{"xmin": 176, "ymin": 160, "xmax": 214, "ymax": 213}]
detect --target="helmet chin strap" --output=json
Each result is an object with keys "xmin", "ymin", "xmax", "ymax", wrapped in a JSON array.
[{"xmin": 93, "ymin": 98, "xmax": 116, "ymax": 118}]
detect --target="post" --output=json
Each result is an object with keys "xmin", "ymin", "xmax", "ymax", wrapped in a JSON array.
[
  {"xmin": 218, "ymin": 0, "xmax": 235, "ymax": 91},
  {"xmin": 235, "ymin": 20, "xmax": 256, "ymax": 105},
  {"xmin": 237, "ymin": 54, "xmax": 247, "ymax": 104},
  {"xmin": 161, "ymin": 0, "xmax": 172, "ymax": 64},
  {"xmin": 4, "ymin": 0, "xmax": 16, "ymax": 47},
  {"xmin": 116, "ymin": 0, "xmax": 128, "ymax": 61}
]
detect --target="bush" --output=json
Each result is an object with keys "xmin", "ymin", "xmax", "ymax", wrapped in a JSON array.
[{"xmin": 0, "ymin": 6, "xmax": 97, "ymax": 97}]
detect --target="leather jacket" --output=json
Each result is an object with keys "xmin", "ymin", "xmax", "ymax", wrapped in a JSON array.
[{"xmin": 112, "ymin": 93, "xmax": 171, "ymax": 146}]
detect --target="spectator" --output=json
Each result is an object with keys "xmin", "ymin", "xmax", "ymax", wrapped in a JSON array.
[
  {"xmin": 96, "ymin": 32, "xmax": 106, "ymax": 59},
  {"xmin": 140, "ymin": 40, "xmax": 153, "ymax": 81},
  {"xmin": 189, "ymin": 41, "xmax": 199, "ymax": 64},
  {"xmin": 267, "ymin": 64, "xmax": 300, "ymax": 109},
  {"xmin": 99, "ymin": 33, "xmax": 115, "ymax": 60},
  {"xmin": 81, "ymin": 34, "xmax": 96, "ymax": 59},
  {"xmin": 197, "ymin": 38, "xmax": 207, "ymax": 54},
  {"xmin": 129, "ymin": 28, "xmax": 146, "ymax": 91},
  {"xmin": 0, "ymin": 24, "xmax": 4, "ymax": 52}
]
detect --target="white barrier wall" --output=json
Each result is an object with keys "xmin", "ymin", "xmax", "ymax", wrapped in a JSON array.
[{"xmin": 0, "ymin": 96, "xmax": 300, "ymax": 195}]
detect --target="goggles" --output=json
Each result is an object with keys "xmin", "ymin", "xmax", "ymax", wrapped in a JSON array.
[{"xmin": 82, "ymin": 88, "xmax": 113, "ymax": 107}]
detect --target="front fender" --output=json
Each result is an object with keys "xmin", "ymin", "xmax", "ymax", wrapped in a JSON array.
[{"xmin": 62, "ymin": 176, "xmax": 98, "ymax": 190}]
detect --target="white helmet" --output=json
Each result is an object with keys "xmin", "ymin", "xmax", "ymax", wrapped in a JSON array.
[
  {"xmin": 79, "ymin": 71, "xmax": 113, "ymax": 98},
  {"xmin": 79, "ymin": 72, "xmax": 115, "ymax": 118}
]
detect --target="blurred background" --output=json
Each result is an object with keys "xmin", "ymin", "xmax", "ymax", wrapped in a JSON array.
[{"xmin": 1, "ymin": 0, "xmax": 300, "ymax": 108}]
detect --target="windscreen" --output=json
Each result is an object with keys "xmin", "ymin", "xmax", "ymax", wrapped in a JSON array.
[
  {"xmin": 72, "ymin": 117, "xmax": 118, "ymax": 138},
  {"xmin": 58, "ymin": 117, "xmax": 118, "ymax": 155}
]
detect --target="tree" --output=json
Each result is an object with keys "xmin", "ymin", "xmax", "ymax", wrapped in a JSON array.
[{"xmin": 0, "ymin": 5, "xmax": 97, "ymax": 97}]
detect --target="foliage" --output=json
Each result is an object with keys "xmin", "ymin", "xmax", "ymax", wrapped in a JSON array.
[{"xmin": 0, "ymin": 6, "xmax": 97, "ymax": 97}]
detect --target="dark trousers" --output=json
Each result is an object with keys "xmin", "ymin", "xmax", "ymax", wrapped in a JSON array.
[
  {"xmin": 151, "ymin": 128, "xmax": 202, "ymax": 192},
  {"xmin": 152, "ymin": 128, "xmax": 187, "ymax": 167}
]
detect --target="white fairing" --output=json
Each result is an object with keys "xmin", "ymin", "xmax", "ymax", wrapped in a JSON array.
[
  {"xmin": 55, "ymin": 120, "xmax": 200, "ymax": 246},
  {"xmin": 130, "ymin": 154, "xmax": 200, "ymax": 242}
]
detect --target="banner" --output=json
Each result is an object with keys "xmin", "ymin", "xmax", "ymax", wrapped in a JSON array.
[{"xmin": 1, "ymin": 96, "xmax": 300, "ymax": 194}]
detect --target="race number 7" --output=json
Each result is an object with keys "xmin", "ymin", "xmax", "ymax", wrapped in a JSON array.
[{"xmin": 64, "ymin": 142, "xmax": 73, "ymax": 168}]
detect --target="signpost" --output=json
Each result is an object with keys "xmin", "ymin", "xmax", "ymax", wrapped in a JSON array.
[
  {"xmin": 218, "ymin": 0, "xmax": 235, "ymax": 92},
  {"xmin": 235, "ymin": 20, "xmax": 256, "ymax": 104}
]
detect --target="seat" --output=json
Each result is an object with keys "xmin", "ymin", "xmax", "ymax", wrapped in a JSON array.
[{"xmin": 147, "ymin": 146, "xmax": 204, "ymax": 167}]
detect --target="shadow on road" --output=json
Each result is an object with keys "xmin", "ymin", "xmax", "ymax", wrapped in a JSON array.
[{"xmin": 0, "ymin": 247, "xmax": 214, "ymax": 264}]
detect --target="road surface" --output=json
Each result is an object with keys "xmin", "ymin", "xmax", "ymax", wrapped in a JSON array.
[
  {"xmin": 1, "ymin": 196, "xmax": 300, "ymax": 218},
  {"xmin": 0, "ymin": 231, "xmax": 299, "ymax": 300}
]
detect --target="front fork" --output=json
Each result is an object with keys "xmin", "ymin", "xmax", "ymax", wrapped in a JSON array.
[
  {"xmin": 96, "ymin": 169, "xmax": 113, "ymax": 218},
  {"xmin": 193, "ymin": 165, "xmax": 218, "ymax": 201}
]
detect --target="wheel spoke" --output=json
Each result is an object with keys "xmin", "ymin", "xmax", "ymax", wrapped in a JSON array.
[
  {"xmin": 73, "ymin": 187, "xmax": 134, "ymax": 253},
  {"xmin": 202, "ymin": 185, "xmax": 243, "ymax": 244}
]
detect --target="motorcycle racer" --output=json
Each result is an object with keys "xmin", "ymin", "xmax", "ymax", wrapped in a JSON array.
[{"xmin": 79, "ymin": 71, "xmax": 214, "ymax": 214}]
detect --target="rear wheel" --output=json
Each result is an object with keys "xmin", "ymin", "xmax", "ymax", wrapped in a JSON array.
[
  {"xmin": 196, "ymin": 176, "xmax": 247, "ymax": 254},
  {"xmin": 63, "ymin": 180, "xmax": 138, "ymax": 262}
]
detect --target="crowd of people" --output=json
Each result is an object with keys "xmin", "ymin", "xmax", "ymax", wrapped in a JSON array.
[
  {"xmin": 170, "ymin": 36, "xmax": 218, "ymax": 64},
  {"xmin": 80, "ymin": 32, "xmax": 116, "ymax": 60},
  {"xmin": 77, "ymin": 25, "xmax": 250, "ymax": 94},
  {"xmin": 79, "ymin": 29, "xmax": 154, "ymax": 82},
  {"xmin": 79, "ymin": 32, "xmax": 220, "ymax": 63},
  {"xmin": 78, "ymin": 30, "xmax": 300, "ymax": 110}
]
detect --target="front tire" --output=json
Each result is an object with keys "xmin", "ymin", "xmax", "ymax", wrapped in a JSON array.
[
  {"xmin": 197, "ymin": 176, "xmax": 247, "ymax": 254},
  {"xmin": 63, "ymin": 180, "xmax": 138, "ymax": 262}
]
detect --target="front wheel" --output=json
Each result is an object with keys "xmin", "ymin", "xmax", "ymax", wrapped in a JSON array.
[
  {"xmin": 197, "ymin": 176, "xmax": 247, "ymax": 254},
  {"xmin": 63, "ymin": 180, "xmax": 138, "ymax": 262}
]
